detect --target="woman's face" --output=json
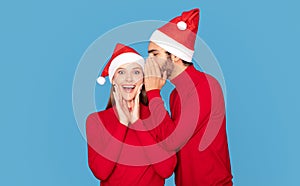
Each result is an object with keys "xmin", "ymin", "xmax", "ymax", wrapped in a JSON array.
[{"xmin": 112, "ymin": 63, "xmax": 143, "ymax": 101}]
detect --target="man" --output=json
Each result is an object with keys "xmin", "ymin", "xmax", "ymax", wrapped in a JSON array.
[{"xmin": 144, "ymin": 8, "xmax": 233, "ymax": 185}]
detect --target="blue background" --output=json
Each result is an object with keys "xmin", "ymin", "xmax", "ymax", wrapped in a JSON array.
[{"xmin": 1, "ymin": 0, "xmax": 299, "ymax": 185}]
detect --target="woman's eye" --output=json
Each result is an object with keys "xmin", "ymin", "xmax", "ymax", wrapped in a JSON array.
[
  {"xmin": 134, "ymin": 70, "xmax": 141, "ymax": 75},
  {"xmin": 118, "ymin": 70, "xmax": 125, "ymax": 74}
]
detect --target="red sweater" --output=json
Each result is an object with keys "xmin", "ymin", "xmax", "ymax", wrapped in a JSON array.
[
  {"xmin": 86, "ymin": 104, "xmax": 177, "ymax": 186},
  {"xmin": 146, "ymin": 65, "xmax": 233, "ymax": 186}
]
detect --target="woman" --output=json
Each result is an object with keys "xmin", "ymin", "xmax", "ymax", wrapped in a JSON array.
[{"xmin": 86, "ymin": 43, "xmax": 176, "ymax": 186}]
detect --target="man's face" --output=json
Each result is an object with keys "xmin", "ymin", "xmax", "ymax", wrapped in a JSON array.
[{"xmin": 148, "ymin": 42, "xmax": 174, "ymax": 79}]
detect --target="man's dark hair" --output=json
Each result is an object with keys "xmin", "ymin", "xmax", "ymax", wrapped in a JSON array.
[
  {"xmin": 165, "ymin": 51, "xmax": 193, "ymax": 66},
  {"xmin": 182, "ymin": 60, "xmax": 193, "ymax": 66}
]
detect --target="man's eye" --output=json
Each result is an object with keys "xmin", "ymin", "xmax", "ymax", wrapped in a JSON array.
[{"xmin": 150, "ymin": 52, "xmax": 158, "ymax": 57}]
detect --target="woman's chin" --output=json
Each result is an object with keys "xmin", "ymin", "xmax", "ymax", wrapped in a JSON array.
[{"xmin": 121, "ymin": 93, "xmax": 136, "ymax": 102}]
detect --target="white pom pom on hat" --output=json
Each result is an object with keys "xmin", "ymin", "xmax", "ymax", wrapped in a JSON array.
[
  {"xmin": 177, "ymin": 21, "xmax": 187, "ymax": 30},
  {"xmin": 97, "ymin": 43, "xmax": 144, "ymax": 85},
  {"xmin": 96, "ymin": 76, "xmax": 106, "ymax": 85}
]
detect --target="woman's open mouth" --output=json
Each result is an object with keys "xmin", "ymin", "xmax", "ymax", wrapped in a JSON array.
[{"xmin": 122, "ymin": 85, "xmax": 136, "ymax": 93}]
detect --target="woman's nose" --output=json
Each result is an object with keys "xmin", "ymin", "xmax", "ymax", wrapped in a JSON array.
[{"xmin": 125, "ymin": 73, "xmax": 133, "ymax": 82}]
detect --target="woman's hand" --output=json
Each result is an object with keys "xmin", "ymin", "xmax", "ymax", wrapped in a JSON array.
[
  {"xmin": 113, "ymin": 84, "xmax": 131, "ymax": 126},
  {"xmin": 130, "ymin": 84, "xmax": 143, "ymax": 124}
]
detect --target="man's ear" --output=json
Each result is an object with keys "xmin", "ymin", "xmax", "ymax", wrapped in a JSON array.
[{"xmin": 171, "ymin": 54, "xmax": 182, "ymax": 64}]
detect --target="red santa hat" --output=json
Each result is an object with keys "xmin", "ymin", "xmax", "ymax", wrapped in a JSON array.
[
  {"xmin": 97, "ymin": 43, "xmax": 144, "ymax": 85},
  {"xmin": 150, "ymin": 8, "xmax": 200, "ymax": 62}
]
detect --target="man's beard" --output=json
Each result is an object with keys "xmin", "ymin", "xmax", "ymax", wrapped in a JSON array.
[{"xmin": 160, "ymin": 57, "xmax": 174, "ymax": 79}]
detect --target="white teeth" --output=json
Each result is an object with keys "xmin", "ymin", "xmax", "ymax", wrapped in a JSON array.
[{"xmin": 122, "ymin": 85, "xmax": 135, "ymax": 89}]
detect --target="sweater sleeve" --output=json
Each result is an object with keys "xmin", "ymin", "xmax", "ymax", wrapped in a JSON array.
[
  {"xmin": 197, "ymin": 75, "xmax": 226, "ymax": 151},
  {"xmin": 145, "ymin": 89, "xmax": 177, "ymax": 145},
  {"xmin": 86, "ymin": 113, "xmax": 128, "ymax": 181},
  {"xmin": 131, "ymin": 119, "xmax": 177, "ymax": 179},
  {"xmin": 145, "ymin": 71, "xmax": 200, "ymax": 152}
]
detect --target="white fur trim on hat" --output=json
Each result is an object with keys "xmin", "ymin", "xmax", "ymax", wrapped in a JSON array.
[
  {"xmin": 150, "ymin": 30, "xmax": 194, "ymax": 62},
  {"xmin": 97, "ymin": 76, "xmax": 106, "ymax": 85},
  {"xmin": 108, "ymin": 52, "xmax": 145, "ymax": 83}
]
